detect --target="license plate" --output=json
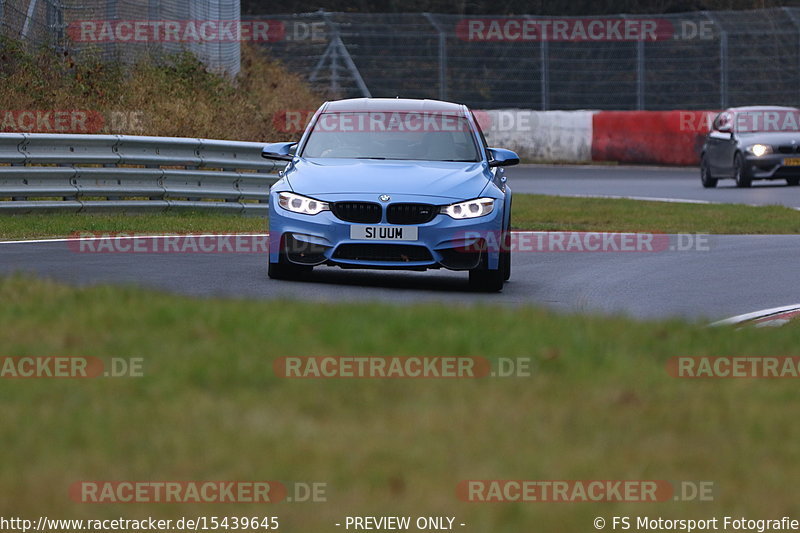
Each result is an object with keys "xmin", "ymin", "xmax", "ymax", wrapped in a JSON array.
[
  {"xmin": 785, "ymin": 158, "xmax": 800, "ymax": 166},
  {"xmin": 350, "ymin": 225, "xmax": 418, "ymax": 241}
]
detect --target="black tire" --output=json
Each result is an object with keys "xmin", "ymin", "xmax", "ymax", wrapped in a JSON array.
[
  {"xmin": 502, "ymin": 237, "xmax": 511, "ymax": 282},
  {"xmin": 469, "ymin": 253, "xmax": 504, "ymax": 292},
  {"xmin": 787, "ymin": 177, "xmax": 800, "ymax": 186},
  {"xmin": 502, "ymin": 213, "xmax": 512, "ymax": 281},
  {"xmin": 734, "ymin": 153, "xmax": 752, "ymax": 188},
  {"xmin": 700, "ymin": 155, "xmax": 717, "ymax": 188},
  {"xmin": 268, "ymin": 255, "xmax": 312, "ymax": 280}
]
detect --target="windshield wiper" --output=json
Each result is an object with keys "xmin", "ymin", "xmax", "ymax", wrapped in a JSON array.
[{"xmin": 355, "ymin": 156, "xmax": 387, "ymax": 160}]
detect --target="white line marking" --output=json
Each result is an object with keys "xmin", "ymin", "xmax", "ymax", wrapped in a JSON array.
[
  {"xmin": 552, "ymin": 193, "xmax": 713, "ymax": 204},
  {"xmin": 551, "ymin": 193, "xmax": 800, "ymax": 210},
  {"xmin": 0, "ymin": 233, "xmax": 269, "ymax": 245},
  {"xmin": 711, "ymin": 303, "xmax": 800, "ymax": 327}
]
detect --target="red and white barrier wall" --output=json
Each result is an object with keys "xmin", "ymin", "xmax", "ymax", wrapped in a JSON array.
[
  {"xmin": 480, "ymin": 109, "xmax": 716, "ymax": 165},
  {"xmin": 478, "ymin": 110, "xmax": 595, "ymax": 162}
]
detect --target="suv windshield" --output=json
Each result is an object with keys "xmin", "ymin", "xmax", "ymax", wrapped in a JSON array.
[{"xmin": 301, "ymin": 111, "xmax": 481, "ymax": 162}]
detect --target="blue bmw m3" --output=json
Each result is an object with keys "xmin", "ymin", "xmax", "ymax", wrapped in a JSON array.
[{"xmin": 263, "ymin": 98, "xmax": 519, "ymax": 292}]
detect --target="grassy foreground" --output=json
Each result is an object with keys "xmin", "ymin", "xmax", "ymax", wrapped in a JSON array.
[
  {"xmin": 1, "ymin": 195, "xmax": 799, "ymax": 240},
  {"xmin": 1, "ymin": 276, "xmax": 800, "ymax": 531}
]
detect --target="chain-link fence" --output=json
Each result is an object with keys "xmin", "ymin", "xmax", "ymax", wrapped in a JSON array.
[
  {"xmin": 257, "ymin": 8, "xmax": 800, "ymax": 110},
  {"xmin": 0, "ymin": 0, "xmax": 240, "ymax": 76},
  {"xmin": 2, "ymin": 4, "xmax": 796, "ymax": 109}
]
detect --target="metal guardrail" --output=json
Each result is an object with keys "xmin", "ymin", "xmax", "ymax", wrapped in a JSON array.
[{"xmin": 0, "ymin": 133, "xmax": 282, "ymax": 215}]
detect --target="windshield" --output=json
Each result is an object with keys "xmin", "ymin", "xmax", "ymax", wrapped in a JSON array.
[{"xmin": 301, "ymin": 111, "xmax": 481, "ymax": 161}]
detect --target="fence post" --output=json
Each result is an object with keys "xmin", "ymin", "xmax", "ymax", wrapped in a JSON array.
[
  {"xmin": 540, "ymin": 40, "xmax": 549, "ymax": 110},
  {"xmin": 20, "ymin": 0, "xmax": 38, "ymax": 39},
  {"xmin": 719, "ymin": 30, "xmax": 728, "ymax": 108},
  {"xmin": 636, "ymin": 39, "xmax": 645, "ymax": 110},
  {"xmin": 782, "ymin": 7, "xmax": 800, "ymax": 104},
  {"xmin": 311, "ymin": 11, "xmax": 370, "ymax": 98},
  {"xmin": 423, "ymin": 13, "xmax": 447, "ymax": 101},
  {"xmin": 330, "ymin": 39, "xmax": 339, "ymax": 96},
  {"xmin": 46, "ymin": 0, "xmax": 65, "ymax": 47},
  {"xmin": 702, "ymin": 11, "xmax": 728, "ymax": 109}
]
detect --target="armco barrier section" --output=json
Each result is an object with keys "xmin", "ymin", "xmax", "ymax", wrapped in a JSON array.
[
  {"xmin": 591, "ymin": 111, "xmax": 715, "ymax": 166},
  {"xmin": 0, "ymin": 113, "xmax": 720, "ymax": 216},
  {"xmin": 0, "ymin": 134, "xmax": 281, "ymax": 215},
  {"xmin": 481, "ymin": 110, "xmax": 596, "ymax": 162}
]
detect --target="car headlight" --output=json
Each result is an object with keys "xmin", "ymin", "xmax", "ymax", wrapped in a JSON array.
[
  {"xmin": 441, "ymin": 198, "xmax": 495, "ymax": 219},
  {"xmin": 747, "ymin": 144, "xmax": 772, "ymax": 157},
  {"xmin": 277, "ymin": 192, "xmax": 329, "ymax": 215}
]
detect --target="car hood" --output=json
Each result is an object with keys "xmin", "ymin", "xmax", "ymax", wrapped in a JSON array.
[
  {"xmin": 284, "ymin": 158, "xmax": 490, "ymax": 201},
  {"xmin": 738, "ymin": 132, "xmax": 800, "ymax": 146}
]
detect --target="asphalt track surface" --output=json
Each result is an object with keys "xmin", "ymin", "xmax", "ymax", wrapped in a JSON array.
[
  {"xmin": 509, "ymin": 164, "xmax": 800, "ymax": 208},
  {"xmin": 2, "ymin": 164, "xmax": 799, "ymax": 322}
]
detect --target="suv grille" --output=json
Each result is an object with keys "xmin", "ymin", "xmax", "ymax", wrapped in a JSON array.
[
  {"xmin": 330, "ymin": 202, "xmax": 382, "ymax": 223},
  {"xmin": 333, "ymin": 244, "xmax": 433, "ymax": 262},
  {"xmin": 386, "ymin": 203, "xmax": 438, "ymax": 225}
]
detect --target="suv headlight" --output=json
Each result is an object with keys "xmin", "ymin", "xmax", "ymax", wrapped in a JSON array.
[
  {"xmin": 441, "ymin": 198, "xmax": 495, "ymax": 219},
  {"xmin": 746, "ymin": 144, "xmax": 772, "ymax": 157},
  {"xmin": 277, "ymin": 192, "xmax": 329, "ymax": 215}
]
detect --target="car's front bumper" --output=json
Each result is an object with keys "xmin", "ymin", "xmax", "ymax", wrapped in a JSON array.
[
  {"xmin": 268, "ymin": 193, "xmax": 505, "ymax": 271},
  {"xmin": 745, "ymin": 153, "xmax": 800, "ymax": 179}
]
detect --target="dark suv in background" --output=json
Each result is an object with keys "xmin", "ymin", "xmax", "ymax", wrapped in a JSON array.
[{"xmin": 701, "ymin": 106, "xmax": 800, "ymax": 188}]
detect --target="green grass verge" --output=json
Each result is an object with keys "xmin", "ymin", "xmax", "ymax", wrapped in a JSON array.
[
  {"xmin": 1, "ymin": 195, "xmax": 799, "ymax": 240},
  {"xmin": 1, "ymin": 276, "xmax": 800, "ymax": 529},
  {"xmin": 0, "ymin": 211, "xmax": 266, "ymax": 240},
  {"xmin": 512, "ymin": 194, "xmax": 800, "ymax": 234}
]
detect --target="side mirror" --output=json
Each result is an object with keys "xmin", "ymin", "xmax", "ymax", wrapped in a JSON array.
[
  {"xmin": 717, "ymin": 123, "xmax": 732, "ymax": 133},
  {"xmin": 262, "ymin": 142, "xmax": 297, "ymax": 161},
  {"xmin": 488, "ymin": 148, "xmax": 520, "ymax": 167}
]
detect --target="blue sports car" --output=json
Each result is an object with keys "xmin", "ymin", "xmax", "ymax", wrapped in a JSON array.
[{"xmin": 262, "ymin": 98, "xmax": 519, "ymax": 292}]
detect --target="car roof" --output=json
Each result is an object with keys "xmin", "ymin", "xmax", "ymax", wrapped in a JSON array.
[
  {"xmin": 322, "ymin": 98, "xmax": 466, "ymax": 114},
  {"xmin": 727, "ymin": 105, "xmax": 800, "ymax": 113}
]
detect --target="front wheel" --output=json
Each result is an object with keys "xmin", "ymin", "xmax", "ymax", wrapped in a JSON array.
[
  {"xmin": 502, "ymin": 226, "xmax": 512, "ymax": 282},
  {"xmin": 268, "ymin": 255, "xmax": 312, "ymax": 280},
  {"xmin": 734, "ymin": 153, "xmax": 752, "ymax": 188},
  {"xmin": 700, "ymin": 155, "xmax": 717, "ymax": 188},
  {"xmin": 469, "ymin": 253, "xmax": 505, "ymax": 292}
]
